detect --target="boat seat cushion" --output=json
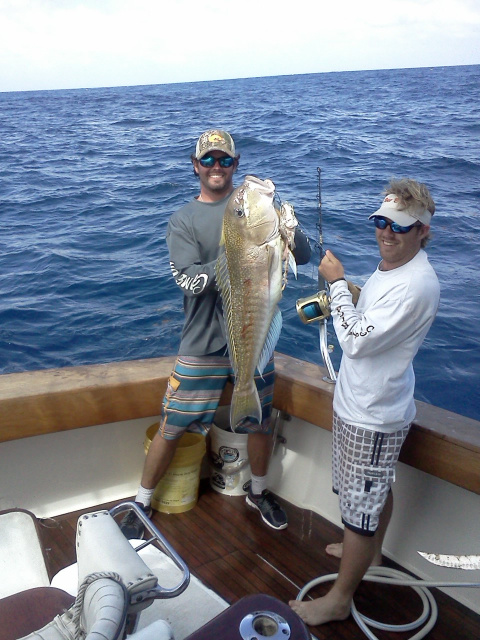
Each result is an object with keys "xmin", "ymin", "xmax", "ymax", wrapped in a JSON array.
[
  {"xmin": 81, "ymin": 578, "xmax": 128, "ymax": 640},
  {"xmin": 12, "ymin": 555, "xmax": 173, "ymax": 640},
  {"xmin": 17, "ymin": 578, "xmax": 128, "ymax": 640},
  {"xmin": 76, "ymin": 511, "xmax": 158, "ymax": 598},
  {"xmin": 0, "ymin": 509, "xmax": 50, "ymax": 599},
  {"xmin": 128, "ymin": 620, "xmax": 174, "ymax": 640}
]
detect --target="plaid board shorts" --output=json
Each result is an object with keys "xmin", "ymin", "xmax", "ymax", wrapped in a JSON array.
[
  {"xmin": 332, "ymin": 411, "xmax": 411, "ymax": 536},
  {"xmin": 158, "ymin": 354, "xmax": 275, "ymax": 440}
]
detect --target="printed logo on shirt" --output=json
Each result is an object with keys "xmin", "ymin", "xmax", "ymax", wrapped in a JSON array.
[
  {"xmin": 170, "ymin": 261, "xmax": 208, "ymax": 294},
  {"xmin": 349, "ymin": 326, "xmax": 374, "ymax": 338},
  {"xmin": 335, "ymin": 305, "xmax": 374, "ymax": 337}
]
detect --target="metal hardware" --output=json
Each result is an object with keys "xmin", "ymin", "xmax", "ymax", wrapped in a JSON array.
[
  {"xmin": 109, "ymin": 501, "xmax": 190, "ymax": 599},
  {"xmin": 239, "ymin": 610, "xmax": 291, "ymax": 639},
  {"xmin": 296, "ymin": 290, "xmax": 331, "ymax": 324}
]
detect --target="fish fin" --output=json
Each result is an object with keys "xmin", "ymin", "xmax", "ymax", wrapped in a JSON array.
[
  {"xmin": 215, "ymin": 251, "xmax": 238, "ymax": 375},
  {"xmin": 230, "ymin": 384, "xmax": 262, "ymax": 431},
  {"xmin": 257, "ymin": 307, "xmax": 282, "ymax": 376},
  {"xmin": 288, "ymin": 250, "xmax": 297, "ymax": 278},
  {"xmin": 215, "ymin": 250, "xmax": 229, "ymax": 294}
]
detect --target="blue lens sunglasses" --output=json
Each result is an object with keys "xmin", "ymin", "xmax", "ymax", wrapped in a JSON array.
[
  {"xmin": 199, "ymin": 154, "xmax": 235, "ymax": 168},
  {"xmin": 373, "ymin": 216, "xmax": 422, "ymax": 234}
]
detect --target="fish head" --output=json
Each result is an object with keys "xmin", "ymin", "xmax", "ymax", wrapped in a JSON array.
[{"xmin": 224, "ymin": 175, "xmax": 279, "ymax": 246}]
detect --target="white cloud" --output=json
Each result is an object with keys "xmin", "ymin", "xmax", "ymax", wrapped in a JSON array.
[{"xmin": 0, "ymin": 0, "xmax": 478, "ymax": 91}]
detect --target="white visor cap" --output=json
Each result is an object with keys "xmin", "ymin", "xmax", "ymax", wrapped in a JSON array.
[{"xmin": 369, "ymin": 194, "xmax": 432, "ymax": 226}]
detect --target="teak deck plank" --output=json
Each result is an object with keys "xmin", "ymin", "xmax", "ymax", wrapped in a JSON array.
[{"xmin": 37, "ymin": 481, "xmax": 480, "ymax": 640}]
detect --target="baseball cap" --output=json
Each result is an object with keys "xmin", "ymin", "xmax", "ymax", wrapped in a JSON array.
[
  {"xmin": 195, "ymin": 130, "xmax": 236, "ymax": 159},
  {"xmin": 368, "ymin": 194, "xmax": 432, "ymax": 226}
]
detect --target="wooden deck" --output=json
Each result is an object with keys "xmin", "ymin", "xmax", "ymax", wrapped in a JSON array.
[{"xmin": 38, "ymin": 480, "xmax": 480, "ymax": 640}]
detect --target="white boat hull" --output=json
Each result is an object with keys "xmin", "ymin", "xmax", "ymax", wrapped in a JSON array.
[{"xmin": 1, "ymin": 410, "xmax": 479, "ymax": 615}]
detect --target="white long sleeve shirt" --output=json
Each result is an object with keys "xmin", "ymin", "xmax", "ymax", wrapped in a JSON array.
[{"xmin": 330, "ymin": 250, "xmax": 440, "ymax": 432}]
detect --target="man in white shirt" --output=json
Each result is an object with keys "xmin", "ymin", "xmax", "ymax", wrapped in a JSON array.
[{"xmin": 290, "ymin": 178, "xmax": 440, "ymax": 626}]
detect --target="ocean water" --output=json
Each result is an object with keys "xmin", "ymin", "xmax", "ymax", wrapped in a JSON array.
[{"xmin": 1, "ymin": 65, "xmax": 479, "ymax": 422}]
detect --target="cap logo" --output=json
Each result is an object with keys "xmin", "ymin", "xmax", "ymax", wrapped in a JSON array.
[
  {"xmin": 208, "ymin": 133, "xmax": 225, "ymax": 144},
  {"xmin": 195, "ymin": 129, "xmax": 235, "ymax": 159},
  {"xmin": 370, "ymin": 193, "xmax": 432, "ymax": 226}
]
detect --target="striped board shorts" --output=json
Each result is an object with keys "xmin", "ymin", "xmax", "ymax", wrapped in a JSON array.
[
  {"xmin": 158, "ymin": 354, "xmax": 275, "ymax": 440},
  {"xmin": 332, "ymin": 411, "xmax": 411, "ymax": 536}
]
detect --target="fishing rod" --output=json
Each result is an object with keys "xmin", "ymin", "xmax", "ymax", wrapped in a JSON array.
[
  {"xmin": 295, "ymin": 168, "xmax": 336, "ymax": 383},
  {"xmin": 316, "ymin": 168, "xmax": 336, "ymax": 383}
]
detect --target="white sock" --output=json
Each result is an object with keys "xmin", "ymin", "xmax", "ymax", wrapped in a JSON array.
[
  {"xmin": 135, "ymin": 486, "xmax": 154, "ymax": 508},
  {"xmin": 251, "ymin": 474, "xmax": 268, "ymax": 496}
]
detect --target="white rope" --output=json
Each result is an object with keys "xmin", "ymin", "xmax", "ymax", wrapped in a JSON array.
[
  {"xmin": 68, "ymin": 572, "xmax": 124, "ymax": 640},
  {"xmin": 297, "ymin": 566, "xmax": 480, "ymax": 640}
]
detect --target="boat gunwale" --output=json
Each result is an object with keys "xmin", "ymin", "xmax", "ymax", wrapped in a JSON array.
[{"xmin": 1, "ymin": 352, "xmax": 479, "ymax": 494}]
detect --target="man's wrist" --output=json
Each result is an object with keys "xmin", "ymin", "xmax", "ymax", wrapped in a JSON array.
[{"xmin": 327, "ymin": 277, "xmax": 346, "ymax": 285}]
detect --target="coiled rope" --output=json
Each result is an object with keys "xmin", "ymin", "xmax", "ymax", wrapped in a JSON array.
[
  {"xmin": 68, "ymin": 571, "xmax": 125, "ymax": 640},
  {"xmin": 297, "ymin": 566, "xmax": 480, "ymax": 640}
]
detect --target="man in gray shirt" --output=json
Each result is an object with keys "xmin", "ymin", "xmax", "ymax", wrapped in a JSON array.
[{"xmin": 121, "ymin": 130, "xmax": 310, "ymax": 537}]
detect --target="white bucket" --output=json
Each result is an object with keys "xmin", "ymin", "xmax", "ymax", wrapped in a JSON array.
[{"xmin": 209, "ymin": 411, "xmax": 250, "ymax": 496}]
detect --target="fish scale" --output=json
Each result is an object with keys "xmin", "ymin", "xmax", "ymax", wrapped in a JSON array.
[{"xmin": 216, "ymin": 176, "xmax": 287, "ymax": 431}]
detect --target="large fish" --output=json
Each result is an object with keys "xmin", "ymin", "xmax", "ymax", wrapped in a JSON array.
[{"xmin": 216, "ymin": 175, "xmax": 296, "ymax": 431}]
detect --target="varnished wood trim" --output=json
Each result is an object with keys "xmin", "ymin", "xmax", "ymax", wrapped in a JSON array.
[
  {"xmin": 273, "ymin": 353, "xmax": 480, "ymax": 494},
  {"xmin": 273, "ymin": 352, "xmax": 336, "ymax": 431},
  {"xmin": 1, "ymin": 354, "xmax": 479, "ymax": 493},
  {"xmin": 0, "ymin": 358, "xmax": 175, "ymax": 441}
]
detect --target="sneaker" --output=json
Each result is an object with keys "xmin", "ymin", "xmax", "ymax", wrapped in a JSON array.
[
  {"xmin": 119, "ymin": 502, "xmax": 153, "ymax": 540},
  {"xmin": 246, "ymin": 489, "xmax": 288, "ymax": 530}
]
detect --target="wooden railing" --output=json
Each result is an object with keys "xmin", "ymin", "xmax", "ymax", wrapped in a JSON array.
[
  {"xmin": 272, "ymin": 353, "xmax": 480, "ymax": 495},
  {"xmin": 1, "ymin": 353, "xmax": 479, "ymax": 494}
]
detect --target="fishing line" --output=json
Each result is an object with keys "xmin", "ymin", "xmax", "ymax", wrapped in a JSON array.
[
  {"xmin": 316, "ymin": 167, "xmax": 336, "ymax": 383},
  {"xmin": 296, "ymin": 566, "xmax": 480, "ymax": 640},
  {"xmin": 294, "ymin": 169, "xmax": 337, "ymax": 377}
]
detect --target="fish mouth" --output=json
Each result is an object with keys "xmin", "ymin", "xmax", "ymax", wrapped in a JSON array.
[
  {"xmin": 244, "ymin": 175, "xmax": 275, "ymax": 197},
  {"xmin": 252, "ymin": 218, "xmax": 278, "ymax": 231},
  {"xmin": 242, "ymin": 176, "xmax": 278, "ymax": 238}
]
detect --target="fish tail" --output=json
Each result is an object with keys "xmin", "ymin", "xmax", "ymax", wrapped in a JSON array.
[{"xmin": 230, "ymin": 383, "xmax": 262, "ymax": 432}]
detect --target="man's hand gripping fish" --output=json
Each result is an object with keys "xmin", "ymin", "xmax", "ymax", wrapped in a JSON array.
[{"xmin": 215, "ymin": 175, "xmax": 298, "ymax": 431}]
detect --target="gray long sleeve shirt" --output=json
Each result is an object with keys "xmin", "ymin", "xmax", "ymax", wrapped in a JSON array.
[
  {"xmin": 167, "ymin": 196, "xmax": 229, "ymax": 355},
  {"xmin": 166, "ymin": 194, "xmax": 311, "ymax": 356}
]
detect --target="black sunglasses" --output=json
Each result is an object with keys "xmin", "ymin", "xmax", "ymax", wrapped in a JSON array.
[
  {"xmin": 373, "ymin": 216, "xmax": 422, "ymax": 234},
  {"xmin": 199, "ymin": 154, "xmax": 235, "ymax": 168}
]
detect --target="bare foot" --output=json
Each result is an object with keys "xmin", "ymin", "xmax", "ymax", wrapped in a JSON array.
[
  {"xmin": 289, "ymin": 594, "xmax": 350, "ymax": 626},
  {"xmin": 325, "ymin": 542, "xmax": 343, "ymax": 558},
  {"xmin": 325, "ymin": 542, "xmax": 382, "ymax": 565}
]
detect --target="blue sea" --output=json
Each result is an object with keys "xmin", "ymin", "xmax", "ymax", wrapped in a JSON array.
[{"xmin": 1, "ymin": 65, "xmax": 479, "ymax": 422}]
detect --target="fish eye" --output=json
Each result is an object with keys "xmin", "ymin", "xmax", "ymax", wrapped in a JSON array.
[{"xmin": 234, "ymin": 208, "xmax": 244, "ymax": 217}]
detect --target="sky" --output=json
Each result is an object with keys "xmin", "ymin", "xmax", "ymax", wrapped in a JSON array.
[{"xmin": 1, "ymin": 0, "xmax": 479, "ymax": 92}]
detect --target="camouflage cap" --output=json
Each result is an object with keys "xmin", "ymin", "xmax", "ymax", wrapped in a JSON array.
[{"xmin": 195, "ymin": 129, "xmax": 236, "ymax": 159}]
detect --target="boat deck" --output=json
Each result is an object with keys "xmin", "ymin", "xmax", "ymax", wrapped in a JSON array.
[{"xmin": 39, "ymin": 480, "xmax": 479, "ymax": 640}]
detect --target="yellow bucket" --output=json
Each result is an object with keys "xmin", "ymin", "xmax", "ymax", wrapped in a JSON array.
[{"xmin": 144, "ymin": 423, "xmax": 206, "ymax": 514}]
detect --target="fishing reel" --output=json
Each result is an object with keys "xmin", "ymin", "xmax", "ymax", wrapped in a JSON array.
[{"xmin": 296, "ymin": 290, "xmax": 331, "ymax": 324}]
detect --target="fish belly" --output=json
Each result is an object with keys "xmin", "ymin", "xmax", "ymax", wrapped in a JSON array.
[{"xmin": 227, "ymin": 239, "xmax": 282, "ymax": 430}]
